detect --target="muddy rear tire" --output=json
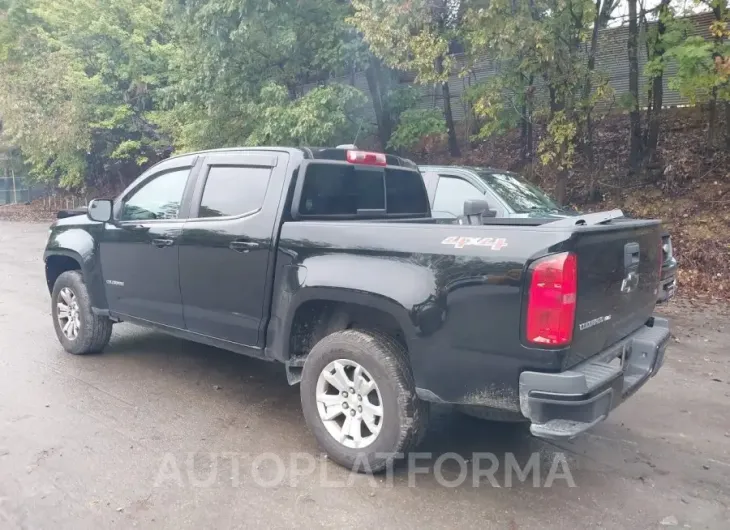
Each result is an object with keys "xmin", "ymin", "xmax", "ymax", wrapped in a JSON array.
[{"xmin": 300, "ymin": 329, "xmax": 428, "ymax": 473}]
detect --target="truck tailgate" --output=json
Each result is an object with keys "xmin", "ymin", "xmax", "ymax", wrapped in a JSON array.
[{"xmin": 561, "ymin": 221, "xmax": 662, "ymax": 369}]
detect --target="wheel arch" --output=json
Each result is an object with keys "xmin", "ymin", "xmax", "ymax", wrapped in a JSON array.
[
  {"xmin": 44, "ymin": 248, "xmax": 108, "ymax": 310},
  {"xmin": 266, "ymin": 287, "xmax": 416, "ymax": 366},
  {"xmin": 45, "ymin": 250, "xmax": 83, "ymax": 291}
]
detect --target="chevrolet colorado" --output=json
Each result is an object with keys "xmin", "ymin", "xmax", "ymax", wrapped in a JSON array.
[
  {"xmin": 44, "ymin": 147, "xmax": 670, "ymax": 471},
  {"xmin": 420, "ymin": 165, "xmax": 678, "ymax": 303}
]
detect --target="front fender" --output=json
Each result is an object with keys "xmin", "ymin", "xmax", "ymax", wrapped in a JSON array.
[{"xmin": 44, "ymin": 226, "xmax": 108, "ymax": 310}]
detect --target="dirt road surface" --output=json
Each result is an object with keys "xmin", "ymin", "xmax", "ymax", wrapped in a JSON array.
[{"xmin": 0, "ymin": 220, "xmax": 728, "ymax": 529}]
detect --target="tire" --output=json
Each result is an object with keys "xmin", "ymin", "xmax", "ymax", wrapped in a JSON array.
[
  {"xmin": 300, "ymin": 329, "xmax": 428, "ymax": 473},
  {"xmin": 51, "ymin": 270, "xmax": 113, "ymax": 355}
]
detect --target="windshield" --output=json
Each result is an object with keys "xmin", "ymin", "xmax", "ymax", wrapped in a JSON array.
[{"xmin": 475, "ymin": 170, "xmax": 561, "ymax": 213}]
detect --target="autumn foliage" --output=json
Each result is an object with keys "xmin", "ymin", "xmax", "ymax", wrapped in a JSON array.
[{"xmin": 411, "ymin": 106, "xmax": 730, "ymax": 300}]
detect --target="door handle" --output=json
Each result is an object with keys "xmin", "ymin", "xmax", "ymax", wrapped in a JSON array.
[
  {"xmin": 151, "ymin": 238, "xmax": 174, "ymax": 248},
  {"xmin": 229, "ymin": 240, "xmax": 262, "ymax": 252},
  {"xmin": 125, "ymin": 224, "xmax": 150, "ymax": 232}
]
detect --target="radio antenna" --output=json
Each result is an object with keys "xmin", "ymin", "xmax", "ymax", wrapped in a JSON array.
[
  {"xmin": 336, "ymin": 118, "xmax": 365, "ymax": 150},
  {"xmin": 353, "ymin": 118, "xmax": 364, "ymax": 146}
]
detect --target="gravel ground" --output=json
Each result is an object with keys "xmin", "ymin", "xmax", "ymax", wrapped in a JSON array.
[{"xmin": 0, "ymin": 220, "xmax": 728, "ymax": 530}]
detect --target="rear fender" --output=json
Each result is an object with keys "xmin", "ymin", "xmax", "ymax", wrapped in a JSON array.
[{"xmin": 265, "ymin": 255, "xmax": 438, "ymax": 362}]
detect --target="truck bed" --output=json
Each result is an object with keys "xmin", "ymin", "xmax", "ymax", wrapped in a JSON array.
[{"xmin": 275, "ymin": 216, "xmax": 662, "ymax": 406}]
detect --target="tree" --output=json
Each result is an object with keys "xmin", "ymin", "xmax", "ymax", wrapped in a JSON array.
[
  {"xmin": 583, "ymin": 0, "xmax": 619, "ymax": 172},
  {"xmin": 388, "ymin": 108, "xmax": 447, "ymax": 151},
  {"xmin": 642, "ymin": 0, "xmax": 673, "ymax": 162},
  {"xmin": 364, "ymin": 55, "xmax": 396, "ymax": 150},
  {"xmin": 361, "ymin": 56, "xmax": 437, "ymax": 152},
  {"xmin": 628, "ymin": 0, "xmax": 643, "ymax": 171},
  {"xmin": 462, "ymin": 0, "xmax": 611, "ymax": 204},
  {"xmin": 155, "ymin": 0, "xmax": 372, "ymax": 151},
  {"xmin": 0, "ymin": 0, "xmax": 176, "ymax": 189},
  {"xmin": 663, "ymin": 0, "xmax": 730, "ymax": 148},
  {"xmin": 350, "ymin": 0, "xmax": 462, "ymax": 156}
]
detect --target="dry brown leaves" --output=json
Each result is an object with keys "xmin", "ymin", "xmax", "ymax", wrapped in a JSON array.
[
  {"xmin": 0, "ymin": 201, "xmax": 57, "ymax": 223},
  {"xmin": 413, "ymin": 107, "xmax": 730, "ymax": 301}
]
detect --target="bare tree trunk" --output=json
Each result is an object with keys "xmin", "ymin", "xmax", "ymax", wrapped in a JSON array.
[
  {"xmin": 725, "ymin": 101, "xmax": 730, "ymax": 149},
  {"xmin": 442, "ymin": 81, "xmax": 460, "ymax": 157},
  {"xmin": 709, "ymin": 2, "xmax": 726, "ymax": 149},
  {"xmin": 646, "ymin": 74, "xmax": 663, "ymax": 157},
  {"xmin": 548, "ymin": 85, "xmax": 560, "ymax": 115},
  {"xmin": 555, "ymin": 168, "xmax": 568, "ymax": 206},
  {"xmin": 547, "ymin": 75, "xmax": 568, "ymax": 204},
  {"xmin": 286, "ymin": 84, "xmax": 298, "ymax": 100},
  {"xmin": 584, "ymin": 0, "xmax": 603, "ymax": 172},
  {"xmin": 708, "ymin": 92, "xmax": 718, "ymax": 147},
  {"xmin": 526, "ymin": 115, "xmax": 533, "ymax": 162},
  {"xmin": 628, "ymin": 0, "xmax": 643, "ymax": 172},
  {"xmin": 645, "ymin": 0, "xmax": 670, "ymax": 161},
  {"xmin": 521, "ymin": 105, "xmax": 528, "ymax": 162},
  {"xmin": 364, "ymin": 55, "xmax": 393, "ymax": 152},
  {"xmin": 436, "ymin": 55, "xmax": 460, "ymax": 157},
  {"xmin": 464, "ymin": 72, "xmax": 481, "ymax": 147},
  {"xmin": 520, "ymin": 86, "xmax": 529, "ymax": 163},
  {"xmin": 520, "ymin": 75, "xmax": 535, "ymax": 164}
]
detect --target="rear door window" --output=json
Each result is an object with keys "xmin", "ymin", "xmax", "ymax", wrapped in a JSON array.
[
  {"xmin": 198, "ymin": 166, "xmax": 271, "ymax": 218},
  {"xmin": 386, "ymin": 168, "xmax": 430, "ymax": 214}
]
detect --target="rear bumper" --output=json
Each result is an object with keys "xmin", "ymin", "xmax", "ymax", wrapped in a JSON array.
[{"xmin": 519, "ymin": 317, "xmax": 670, "ymax": 440}]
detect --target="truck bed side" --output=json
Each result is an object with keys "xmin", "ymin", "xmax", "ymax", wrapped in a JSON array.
[
  {"xmin": 267, "ymin": 218, "xmax": 662, "ymax": 409},
  {"xmin": 268, "ymin": 221, "xmax": 565, "ymax": 409}
]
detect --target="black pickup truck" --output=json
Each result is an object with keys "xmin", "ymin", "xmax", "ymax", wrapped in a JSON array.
[
  {"xmin": 420, "ymin": 165, "xmax": 678, "ymax": 303},
  {"xmin": 44, "ymin": 147, "xmax": 670, "ymax": 472}
]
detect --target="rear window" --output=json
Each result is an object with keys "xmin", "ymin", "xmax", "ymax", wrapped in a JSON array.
[{"xmin": 295, "ymin": 162, "xmax": 429, "ymax": 218}]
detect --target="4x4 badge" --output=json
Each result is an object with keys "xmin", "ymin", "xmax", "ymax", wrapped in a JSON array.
[{"xmin": 441, "ymin": 236, "xmax": 508, "ymax": 250}]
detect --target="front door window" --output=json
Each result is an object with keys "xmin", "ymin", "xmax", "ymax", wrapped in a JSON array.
[{"xmin": 121, "ymin": 169, "xmax": 190, "ymax": 221}]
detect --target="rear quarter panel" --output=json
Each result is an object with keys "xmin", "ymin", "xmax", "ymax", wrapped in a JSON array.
[{"xmin": 270, "ymin": 221, "xmax": 573, "ymax": 408}]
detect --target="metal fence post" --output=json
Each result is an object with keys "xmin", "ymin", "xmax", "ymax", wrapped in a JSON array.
[{"xmin": 11, "ymin": 169, "xmax": 17, "ymax": 204}]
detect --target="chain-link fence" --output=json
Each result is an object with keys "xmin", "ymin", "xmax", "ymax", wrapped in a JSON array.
[
  {"xmin": 0, "ymin": 169, "xmax": 87, "ymax": 210},
  {"xmin": 0, "ymin": 172, "xmax": 49, "ymax": 206}
]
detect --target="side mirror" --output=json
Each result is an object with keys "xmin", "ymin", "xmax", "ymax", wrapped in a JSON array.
[
  {"xmin": 463, "ymin": 199, "xmax": 497, "ymax": 224},
  {"xmin": 463, "ymin": 199, "xmax": 490, "ymax": 216},
  {"xmin": 87, "ymin": 199, "xmax": 114, "ymax": 223}
]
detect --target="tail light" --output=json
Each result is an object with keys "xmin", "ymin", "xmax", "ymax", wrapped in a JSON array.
[
  {"xmin": 526, "ymin": 252, "xmax": 577, "ymax": 346},
  {"xmin": 346, "ymin": 150, "xmax": 387, "ymax": 166},
  {"xmin": 659, "ymin": 239, "xmax": 664, "ymax": 279}
]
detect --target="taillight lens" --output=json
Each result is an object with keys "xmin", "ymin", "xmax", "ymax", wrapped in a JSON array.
[
  {"xmin": 346, "ymin": 150, "xmax": 387, "ymax": 166},
  {"xmin": 659, "ymin": 240, "xmax": 664, "ymax": 279},
  {"xmin": 526, "ymin": 252, "xmax": 577, "ymax": 346}
]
